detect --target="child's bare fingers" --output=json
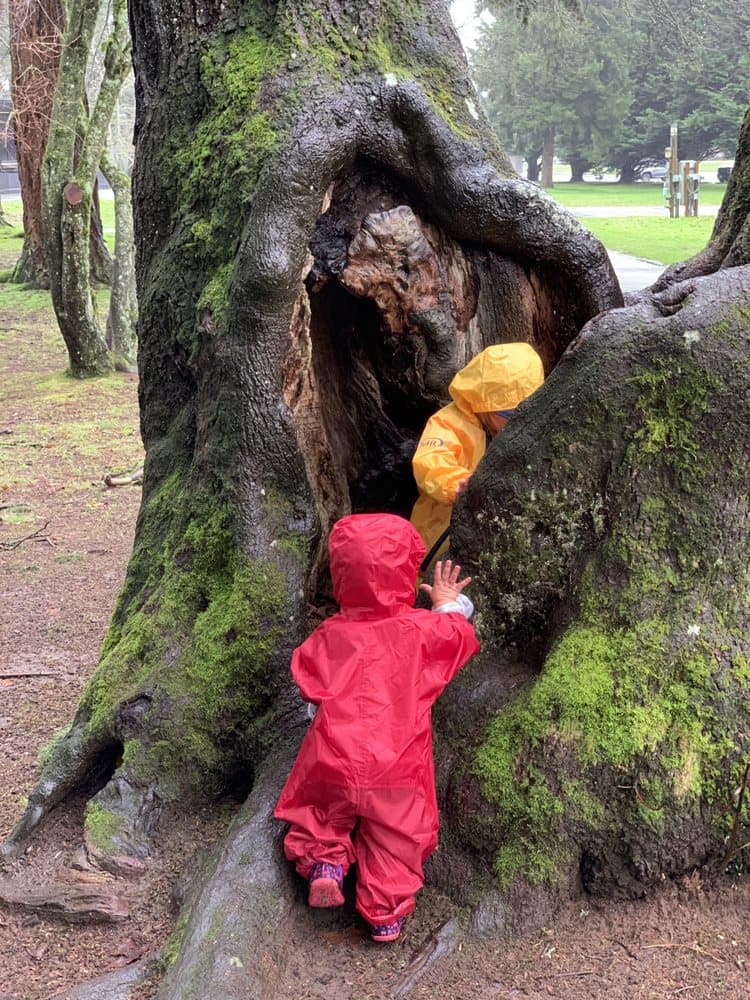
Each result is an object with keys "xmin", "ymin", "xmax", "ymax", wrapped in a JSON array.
[
  {"xmin": 455, "ymin": 576, "xmax": 472, "ymax": 591},
  {"xmin": 419, "ymin": 583, "xmax": 432, "ymax": 595}
]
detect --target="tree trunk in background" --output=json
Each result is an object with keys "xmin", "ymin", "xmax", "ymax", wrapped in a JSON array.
[
  {"xmin": 568, "ymin": 156, "xmax": 589, "ymax": 182},
  {"xmin": 42, "ymin": 0, "xmax": 130, "ymax": 376},
  {"xmin": 618, "ymin": 160, "xmax": 638, "ymax": 183},
  {"xmin": 8, "ymin": 0, "xmax": 112, "ymax": 288},
  {"xmin": 89, "ymin": 180, "xmax": 113, "ymax": 286},
  {"xmin": 525, "ymin": 150, "xmax": 541, "ymax": 182},
  {"xmin": 9, "ymin": 0, "xmax": 63, "ymax": 285},
  {"xmin": 101, "ymin": 152, "xmax": 137, "ymax": 371},
  {"xmin": 540, "ymin": 126, "xmax": 555, "ymax": 186}
]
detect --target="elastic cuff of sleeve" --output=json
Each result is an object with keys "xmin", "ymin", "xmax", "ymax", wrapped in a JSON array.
[{"xmin": 432, "ymin": 593, "xmax": 474, "ymax": 619}]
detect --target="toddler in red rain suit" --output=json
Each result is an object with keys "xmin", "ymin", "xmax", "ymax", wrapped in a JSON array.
[{"xmin": 274, "ymin": 513, "xmax": 479, "ymax": 942}]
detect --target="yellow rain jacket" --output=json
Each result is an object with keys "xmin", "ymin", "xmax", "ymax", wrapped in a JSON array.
[{"xmin": 411, "ymin": 343, "xmax": 545, "ymax": 558}]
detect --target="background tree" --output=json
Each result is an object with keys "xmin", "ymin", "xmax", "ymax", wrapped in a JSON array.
[
  {"xmin": 7, "ymin": 0, "xmax": 115, "ymax": 285},
  {"xmin": 473, "ymin": 0, "xmax": 632, "ymax": 182},
  {"xmin": 42, "ymin": 0, "xmax": 132, "ymax": 375},
  {"xmin": 8, "ymin": 0, "xmax": 63, "ymax": 283},
  {"xmin": 0, "ymin": 0, "xmax": 8, "ymax": 228},
  {"xmin": 473, "ymin": 0, "xmax": 749, "ymax": 182},
  {"xmin": 608, "ymin": 0, "xmax": 750, "ymax": 180},
  {"xmin": 100, "ymin": 149, "xmax": 137, "ymax": 370}
]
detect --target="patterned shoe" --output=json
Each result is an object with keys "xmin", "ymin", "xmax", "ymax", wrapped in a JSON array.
[
  {"xmin": 308, "ymin": 862, "xmax": 345, "ymax": 908},
  {"xmin": 370, "ymin": 916, "xmax": 404, "ymax": 942}
]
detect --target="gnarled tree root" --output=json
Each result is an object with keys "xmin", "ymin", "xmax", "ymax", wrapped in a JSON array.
[{"xmin": 155, "ymin": 746, "xmax": 301, "ymax": 1000}]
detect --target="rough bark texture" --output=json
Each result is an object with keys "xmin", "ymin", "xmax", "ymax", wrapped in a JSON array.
[
  {"xmin": 9, "ymin": 0, "xmax": 63, "ymax": 285},
  {"xmin": 3, "ymin": 0, "xmax": 627, "ymax": 991},
  {"xmin": 449, "ymin": 264, "xmax": 750, "ymax": 899},
  {"xmin": 0, "ymin": 872, "xmax": 129, "ymax": 923}
]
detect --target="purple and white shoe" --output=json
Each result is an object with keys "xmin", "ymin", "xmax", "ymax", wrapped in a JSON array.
[
  {"xmin": 308, "ymin": 862, "xmax": 345, "ymax": 908},
  {"xmin": 370, "ymin": 916, "xmax": 404, "ymax": 942}
]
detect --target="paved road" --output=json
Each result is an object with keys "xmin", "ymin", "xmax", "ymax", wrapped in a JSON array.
[{"xmin": 606, "ymin": 249, "xmax": 666, "ymax": 292}]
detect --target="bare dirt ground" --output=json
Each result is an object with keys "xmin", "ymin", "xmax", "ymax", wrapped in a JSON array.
[{"xmin": 2, "ymin": 278, "xmax": 750, "ymax": 999}]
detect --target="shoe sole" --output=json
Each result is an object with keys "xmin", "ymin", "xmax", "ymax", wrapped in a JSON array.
[
  {"xmin": 371, "ymin": 930, "xmax": 401, "ymax": 942},
  {"xmin": 309, "ymin": 877, "xmax": 344, "ymax": 908}
]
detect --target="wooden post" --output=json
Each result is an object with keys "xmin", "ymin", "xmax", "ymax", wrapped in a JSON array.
[{"xmin": 668, "ymin": 124, "xmax": 679, "ymax": 218}]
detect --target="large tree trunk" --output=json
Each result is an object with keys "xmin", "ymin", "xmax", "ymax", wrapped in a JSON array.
[
  {"xmin": 450, "ymin": 262, "xmax": 750, "ymax": 901},
  {"xmin": 3, "ymin": 0, "xmax": 626, "ymax": 990}
]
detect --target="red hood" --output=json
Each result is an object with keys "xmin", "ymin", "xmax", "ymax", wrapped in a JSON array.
[{"xmin": 329, "ymin": 514, "xmax": 425, "ymax": 616}]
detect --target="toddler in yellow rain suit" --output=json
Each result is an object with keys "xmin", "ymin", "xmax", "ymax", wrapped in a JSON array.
[{"xmin": 411, "ymin": 343, "xmax": 545, "ymax": 560}]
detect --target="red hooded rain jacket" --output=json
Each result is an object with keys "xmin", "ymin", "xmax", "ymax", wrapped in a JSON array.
[{"xmin": 274, "ymin": 513, "xmax": 479, "ymax": 925}]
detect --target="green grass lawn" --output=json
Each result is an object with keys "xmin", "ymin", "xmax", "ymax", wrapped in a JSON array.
[
  {"xmin": 544, "ymin": 182, "xmax": 727, "ymax": 208},
  {"xmin": 540, "ymin": 181, "xmax": 723, "ymax": 263},
  {"xmin": 581, "ymin": 216, "xmax": 714, "ymax": 265},
  {"xmin": 2, "ymin": 196, "xmax": 116, "ymax": 229}
]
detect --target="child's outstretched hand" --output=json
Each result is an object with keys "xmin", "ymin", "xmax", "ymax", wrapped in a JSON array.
[{"xmin": 419, "ymin": 559, "xmax": 472, "ymax": 609}]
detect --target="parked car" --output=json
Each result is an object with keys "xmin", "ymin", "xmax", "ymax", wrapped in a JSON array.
[
  {"xmin": 717, "ymin": 166, "xmax": 733, "ymax": 182},
  {"xmin": 636, "ymin": 162, "xmax": 667, "ymax": 182}
]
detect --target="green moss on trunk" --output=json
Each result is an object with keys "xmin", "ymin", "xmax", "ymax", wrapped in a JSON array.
[
  {"xmin": 77, "ymin": 472, "xmax": 290, "ymax": 797},
  {"xmin": 455, "ymin": 304, "xmax": 750, "ymax": 893}
]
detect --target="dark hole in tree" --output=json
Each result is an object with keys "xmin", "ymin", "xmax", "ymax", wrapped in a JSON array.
[
  {"xmin": 216, "ymin": 761, "xmax": 255, "ymax": 803},
  {"xmin": 80, "ymin": 741, "xmax": 123, "ymax": 796},
  {"xmin": 306, "ymin": 277, "xmax": 432, "ymax": 520}
]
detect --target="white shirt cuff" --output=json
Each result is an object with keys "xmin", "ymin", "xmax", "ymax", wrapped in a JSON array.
[{"xmin": 432, "ymin": 593, "xmax": 474, "ymax": 619}]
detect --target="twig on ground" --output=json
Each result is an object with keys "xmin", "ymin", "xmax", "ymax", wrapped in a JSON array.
[
  {"xmin": 0, "ymin": 521, "xmax": 51, "ymax": 550},
  {"xmin": 102, "ymin": 468, "xmax": 143, "ymax": 487},
  {"xmin": 1, "ymin": 671, "xmax": 58, "ymax": 679},
  {"xmin": 535, "ymin": 969, "xmax": 595, "ymax": 979},
  {"xmin": 642, "ymin": 943, "xmax": 725, "ymax": 963},
  {"xmin": 615, "ymin": 938, "xmax": 639, "ymax": 959}
]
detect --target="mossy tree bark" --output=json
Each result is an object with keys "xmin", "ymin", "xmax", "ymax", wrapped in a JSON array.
[
  {"xmin": 449, "ymin": 263, "xmax": 750, "ymax": 904},
  {"xmin": 42, "ymin": 0, "xmax": 130, "ymax": 376}
]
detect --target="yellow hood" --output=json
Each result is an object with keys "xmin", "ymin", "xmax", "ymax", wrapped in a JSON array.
[{"xmin": 449, "ymin": 343, "xmax": 544, "ymax": 414}]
